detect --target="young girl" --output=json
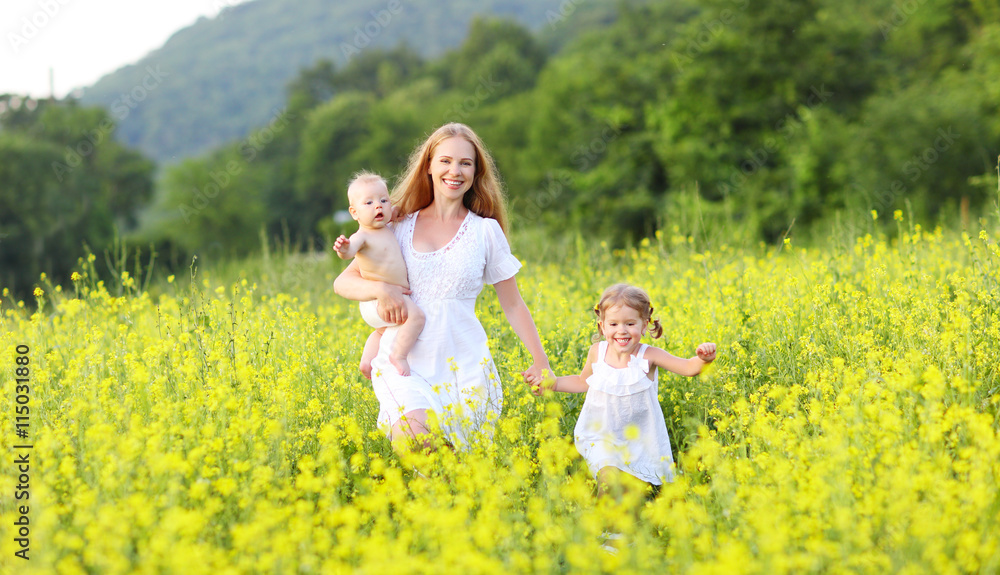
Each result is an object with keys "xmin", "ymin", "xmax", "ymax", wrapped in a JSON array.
[{"xmin": 537, "ymin": 283, "xmax": 716, "ymax": 492}]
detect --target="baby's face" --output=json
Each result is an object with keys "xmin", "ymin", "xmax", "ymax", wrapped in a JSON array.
[{"xmin": 348, "ymin": 182, "xmax": 391, "ymax": 229}]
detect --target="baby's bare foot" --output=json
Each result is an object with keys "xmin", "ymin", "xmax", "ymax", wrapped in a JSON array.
[{"xmin": 390, "ymin": 354, "xmax": 411, "ymax": 376}]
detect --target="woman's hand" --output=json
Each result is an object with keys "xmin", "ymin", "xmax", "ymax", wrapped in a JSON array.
[{"xmin": 374, "ymin": 282, "xmax": 411, "ymax": 325}]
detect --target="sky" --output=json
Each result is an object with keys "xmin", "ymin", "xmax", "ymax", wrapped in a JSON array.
[{"xmin": 2, "ymin": 0, "xmax": 249, "ymax": 99}]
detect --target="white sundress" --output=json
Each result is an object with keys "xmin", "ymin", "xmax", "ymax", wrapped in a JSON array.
[
  {"xmin": 368, "ymin": 210, "xmax": 521, "ymax": 447},
  {"xmin": 574, "ymin": 342, "xmax": 675, "ymax": 485}
]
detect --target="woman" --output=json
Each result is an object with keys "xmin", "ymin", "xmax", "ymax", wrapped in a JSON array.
[{"xmin": 334, "ymin": 123, "xmax": 550, "ymax": 449}]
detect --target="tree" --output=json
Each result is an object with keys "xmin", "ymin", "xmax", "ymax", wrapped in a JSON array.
[
  {"xmin": 0, "ymin": 98, "xmax": 154, "ymax": 295},
  {"xmin": 432, "ymin": 17, "xmax": 547, "ymax": 98}
]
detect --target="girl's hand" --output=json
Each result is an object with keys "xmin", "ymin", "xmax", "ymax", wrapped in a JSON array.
[{"xmin": 696, "ymin": 342, "xmax": 717, "ymax": 362}]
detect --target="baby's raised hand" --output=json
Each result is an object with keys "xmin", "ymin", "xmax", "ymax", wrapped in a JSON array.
[
  {"xmin": 696, "ymin": 342, "xmax": 717, "ymax": 362},
  {"xmin": 333, "ymin": 235, "xmax": 350, "ymax": 258}
]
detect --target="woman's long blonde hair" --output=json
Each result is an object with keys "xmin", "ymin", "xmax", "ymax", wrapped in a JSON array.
[{"xmin": 391, "ymin": 123, "xmax": 510, "ymax": 234}]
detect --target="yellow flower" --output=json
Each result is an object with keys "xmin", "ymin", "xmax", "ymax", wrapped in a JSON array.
[
  {"xmin": 33, "ymin": 287, "xmax": 44, "ymax": 297},
  {"xmin": 71, "ymin": 272, "xmax": 82, "ymax": 281}
]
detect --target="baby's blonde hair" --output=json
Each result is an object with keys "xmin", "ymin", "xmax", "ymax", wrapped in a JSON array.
[
  {"xmin": 593, "ymin": 283, "xmax": 664, "ymax": 340},
  {"xmin": 347, "ymin": 171, "xmax": 388, "ymax": 204}
]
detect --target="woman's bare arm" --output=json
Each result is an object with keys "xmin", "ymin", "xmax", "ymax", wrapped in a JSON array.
[
  {"xmin": 493, "ymin": 276, "xmax": 551, "ymax": 382},
  {"xmin": 334, "ymin": 259, "xmax": 410, "ymax": 324}
]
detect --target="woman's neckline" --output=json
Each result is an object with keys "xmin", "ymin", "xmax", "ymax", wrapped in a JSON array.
[{"xmin": 409, "ymin": 209, "xmax": 474, "ymax": 255}]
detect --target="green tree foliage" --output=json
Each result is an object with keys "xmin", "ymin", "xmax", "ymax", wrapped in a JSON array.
[
  {"xmin": 0, "ymin": 98, "xmax": 154, "ymax": 295},
  {"xmin": 135, "ymin": 0, "xmax": 1000, "ymax": 260},
  {"xmin": 432, "ymin": 17, "xmax": 548, "ymax": 97},
  {"xmin": 296, "ymin": 92, "xmax": 377, "ymax": 225},
  {"xmin": 78, "ymin": 0, "xmax": 598, "ymax": 164},
  {"xmin": 138, "ymin": 150, "xmax": 267, "ymax": 263},
  {"xmin": 505, "ymin": 3, "xmax": 691, "ymax": 239}
]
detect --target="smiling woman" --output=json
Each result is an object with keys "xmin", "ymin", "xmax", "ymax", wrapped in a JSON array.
[{"xmin": 333, "ymin": 122, "xmax": 550, "ymax": 451}]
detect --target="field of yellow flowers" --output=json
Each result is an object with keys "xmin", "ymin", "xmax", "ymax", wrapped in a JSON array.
[{"xmin": 2, "ymin": 219, "xmax": 999, "ymax": 574}]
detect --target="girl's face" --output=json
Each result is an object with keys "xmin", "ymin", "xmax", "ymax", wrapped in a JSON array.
[
  {"xmin": 600, "ymin": 304, "xmax": 648, "ymax": 355},
  {"xmin": 427, "ymin": 136, "xmax": 476, "ymax": 202}
]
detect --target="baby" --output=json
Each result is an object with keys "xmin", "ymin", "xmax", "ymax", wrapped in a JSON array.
[{"xmin": 334, "ymin": 171, "xmax": 424, "ymax": 377}]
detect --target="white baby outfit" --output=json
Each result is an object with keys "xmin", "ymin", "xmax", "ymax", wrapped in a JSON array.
[
  {"xmin": 369, "ymin": 210, "xmax": 521, "ymax": 446},
  {"xmin": 359, "ymin": 299, "xmax": 393, "ymax": 329},
  {"xmin": 574, "ymin": 341, "xmax": 675, "ymax": 484}
]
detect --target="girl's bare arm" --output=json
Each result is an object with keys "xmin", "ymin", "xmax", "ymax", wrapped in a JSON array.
[
  {"xmin": 644, "ymin": 343, "xmax": 716, "ymax": 377},
  {"xmin": 537, "ymin": 343, "xmax": 597, "ymax": 395}
]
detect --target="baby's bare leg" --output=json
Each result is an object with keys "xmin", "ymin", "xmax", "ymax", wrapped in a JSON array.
[
  {"xmin": 360, "ymin": 329, "xmax": 383, "ymax": 379},
  {"xmin": 389, "ymin": 297, "xmax": 425, "ymax": 376}
]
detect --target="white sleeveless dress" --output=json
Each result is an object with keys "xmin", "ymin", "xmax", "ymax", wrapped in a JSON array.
[
  {"xmin": 574, "ymin": 342, "xmax": 675, "ymax": 484},
  {"xmin": 369, "ymin": 210, "xmax": 521, "ymax": 447}
]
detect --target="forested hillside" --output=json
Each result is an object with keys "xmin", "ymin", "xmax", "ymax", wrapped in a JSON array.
[
  {"xmin": 3, "ymin": 0, "xmax": 999, "ymax": 298},
  {"xmin": 138, "ymin": 0, "xmax": 1000, "ymax": 264},
  {"xmin": 78, "ymin": 0, "xmax": 621, "ymax": 163}
]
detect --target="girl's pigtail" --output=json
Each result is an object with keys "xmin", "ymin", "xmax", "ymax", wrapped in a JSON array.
[{"xmin": 648, "ymin": 318, "xmax": 664, "ymax": 339}]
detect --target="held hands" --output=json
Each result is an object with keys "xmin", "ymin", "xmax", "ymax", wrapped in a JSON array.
[
  {"xmin": 523, "ymin": 362, "xmax": 553, "ymax": 395},
  {"xmin": 696, "ymin": 342, "xmax": 717, "ymax": 363},
  {"xmin": 526, "ymin": 368, "xmax": 556, "ymax": 396}
]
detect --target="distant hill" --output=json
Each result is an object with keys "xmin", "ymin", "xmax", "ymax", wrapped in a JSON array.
[{"xmin": 78, "ymin": 0, "xmax": 596, "ymax": 164}]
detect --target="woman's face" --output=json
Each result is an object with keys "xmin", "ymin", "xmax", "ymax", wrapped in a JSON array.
[{"xmin": 427, "ymin": 136, "xmax": 476, "ymax": 202}]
